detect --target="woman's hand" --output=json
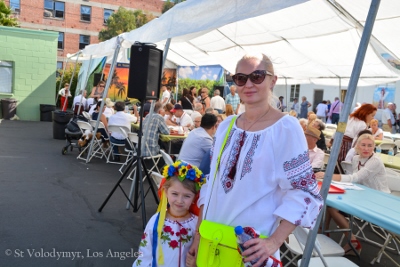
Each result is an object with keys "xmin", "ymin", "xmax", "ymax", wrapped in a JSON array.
[
  {"xmin": 315, "ymin": 172, "xmax": 325, "ymax": 180},
  {"xmin": 240, "ymin": 237, "xmax": 280, "ymax": 267}
]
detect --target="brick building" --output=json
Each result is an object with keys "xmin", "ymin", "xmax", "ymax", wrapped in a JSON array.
[{"xmin": 5, "ymin": 0, "xmax": 163, "ymax": 69}]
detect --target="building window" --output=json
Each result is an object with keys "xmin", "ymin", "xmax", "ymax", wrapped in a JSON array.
[
  {"xmin": 44, "ymin": 0, "xmax": 65, "ymax": 19},
  {"xmin": 10, "ymin": 0, "xmax": 20, "ymax": 13},
  {"xmin": 80, "ymin": 5, "xmax": 91, "ymax": 22},
  {"xmin": 0, "ymin": 61, "xmax": 13, "ymax": 94},
  {"xmin": 290, "ymin": 84, "xmax": 300, "ymax": 102},
  {"xmin": 79, "ymin": 35, "xmax": 90, "ymax": 49},
  {"xmin": 56, "ymin": 61, "xmax": 63, "ymax": 77},
  {"xmin": 58, "ymin": 32, "xmax": 64, "ymax": 49},
  {"xmin": 104, "ymin": 9, "xmax": 113, "ymax": 24}
]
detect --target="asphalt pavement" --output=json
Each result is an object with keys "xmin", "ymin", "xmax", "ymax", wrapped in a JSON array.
[{"xmin": 0, "ymin": 120, "xmax": 399, "ymax": 267}]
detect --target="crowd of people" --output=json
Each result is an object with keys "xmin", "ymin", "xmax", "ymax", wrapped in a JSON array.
[{"xmin": 58, "ymin": 55, "xmax": 395, "ymax": 267}]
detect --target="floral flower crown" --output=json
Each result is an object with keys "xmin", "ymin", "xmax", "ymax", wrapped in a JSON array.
[{"xmin": 162, "ymin": 160, "xmax": 206, "ymax": 192}]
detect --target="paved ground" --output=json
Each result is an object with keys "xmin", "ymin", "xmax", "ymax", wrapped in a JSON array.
[{"xmin": 0, "ymin": 120, "xmax": 399, "ymax": 267}]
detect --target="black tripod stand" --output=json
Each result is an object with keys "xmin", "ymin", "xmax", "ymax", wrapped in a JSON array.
[{"xmin": 98, "ymin": 101, "xmax": 159, "ymax": 229}]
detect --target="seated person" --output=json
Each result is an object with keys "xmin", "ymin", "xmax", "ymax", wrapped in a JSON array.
[
  {"xmin": 163, "ymin": 103, "xmax": 175, "ymax": 126},
  {"xmin": 91, "ymin": 101, "xmax": 109, "ymax": 145},
  {"xmin": 369, "ymin": 119, "xmax": 383, "ymax": 140},
  {"xmin": 142, "ymin": 102, "xmax": 170, "ymax": 158},
  {"xmin": 189, "ymin": 114, "xmax": 202, "ymax": 131},
  {"xmin": 305, "ymin": 126, "xmax": 324, "ymax": 170},
  {"xmin": 104, "ymin": 98, "xmax": 115, "ymax": 118},
  {"xmin": 345, "ymin": 129, "xmax": 372, "ymax": 162},
  {"xmin": 315, "ymin": 133, "xmax": 390, "ymax": 255},
  {"xmin": 108, "ymin": 101, "xmax": 138, "ymax": 161},
  {"xmin": 73, "ymin": 90, "xmax": 88, "ymax": 113},
  {"xmin": 169, "ymin": 104, "xmax": 194, "ymax": 129},
  {"xmin": 191, "ymin": 103, "xmax": 204, "ymax": 121},
  {"xmin": 90, "ymin": 81, "xmax": 107, "ymax": 99},
  {"xmin": 312, "ymin": 119, "xmax": 327, "ymax": 151},
  {"xmin": 178, "ymin": 113, "xmax": 217, "ymax": 167}
]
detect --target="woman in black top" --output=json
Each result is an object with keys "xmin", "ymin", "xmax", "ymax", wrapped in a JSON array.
[{"xmin": 179, "ymin": 88, "xmax": 194, "ymax": 110}]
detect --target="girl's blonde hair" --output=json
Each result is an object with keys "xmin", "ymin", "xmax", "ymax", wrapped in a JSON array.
[{"xmin": 163, "ymin": 176, "xmax": 196, "ymax": 195}]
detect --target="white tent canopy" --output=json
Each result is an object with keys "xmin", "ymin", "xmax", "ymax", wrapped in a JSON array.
[{"xmin": 79, "ymin": 0, "xmax": 400, "ymax": 85}]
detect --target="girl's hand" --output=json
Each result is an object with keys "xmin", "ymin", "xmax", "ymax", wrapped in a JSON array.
[
  {"xmin": 241, "ymin": 237, "xmax": 280, "ymax": 267},
  {"xmin": 186, "ymin": 233, "xmax": 200, "ymax": 267}
]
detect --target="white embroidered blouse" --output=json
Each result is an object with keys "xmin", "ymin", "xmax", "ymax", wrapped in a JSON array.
[{"xmin": 199, "ymin": 115, "xmax": 323, "ymax": 265}]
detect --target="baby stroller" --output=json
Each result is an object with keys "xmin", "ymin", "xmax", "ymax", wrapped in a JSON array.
[{"xmin": 61, "ymin": 114, "xmax": 88, "ymax": 155}]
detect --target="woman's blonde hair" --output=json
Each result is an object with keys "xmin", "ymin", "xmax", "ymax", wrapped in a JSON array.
[
  {"xmin": 370, "ymin": 119, "xmax": 378, "ymax": 126},
  {"xmin": 289, "ymin": 110, "xmax": 297, "ymax": 117},
  {"xmin": 355, "ymin": 133, "xmax": 375, "ymax": 154},
  {"xmin": 235, "ymin": 53, "xmax": 276, "ymax": 107}
]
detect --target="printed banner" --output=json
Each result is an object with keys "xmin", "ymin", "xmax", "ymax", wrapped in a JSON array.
[{"xmin": 373, "ymin": 86, "xmax": 395, "ymax": 109}]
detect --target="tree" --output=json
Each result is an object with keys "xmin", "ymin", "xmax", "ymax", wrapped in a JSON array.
[
  {"xmin": 98, "ymin": 7, "xmax": 155, "ymax": 41},
  {"xmin": 0, "ymin": 0, "xmax": 18, "ymax": 26},
  {"xmin": 162, "ymin": 0, "xmax": 186, "ymax": 14}
]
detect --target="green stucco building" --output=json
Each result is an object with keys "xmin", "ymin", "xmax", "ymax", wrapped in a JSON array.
[{"xmin": 0, "ymin": 26, "xmax": 58, "ymax": 121}]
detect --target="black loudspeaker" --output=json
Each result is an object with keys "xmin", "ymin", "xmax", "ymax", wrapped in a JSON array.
[
  {"xmin": 93, "ymin": 73, "xmax": 102, "ymax": 86},
  {"xmin": 128, "ymin": 43, "xmax": 163, "ymax": 100}
]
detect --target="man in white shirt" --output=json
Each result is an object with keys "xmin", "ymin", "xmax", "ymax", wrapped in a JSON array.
[
  {"xmin": 305, "ymin": 126, "xmax": 324, "ymax": 170},
  {"xmin": 171, "ymin": 104, "xmax": 194, "ymax": 128},
  {"xmin": 73, "ymin": 90, "xmax": 88, "ymax": 113},
  {"xmin": 178, "ymin": 113, "xmax": 217, "ymax": 167},
  {"xmin": 160, "ymin": 86, "xmax": 170, "ymax": 107},
  {"xmin": 210, "ymin": 89, "xmax": 225, "ymax": 114},
  {"xmin": 58, "ymin": 83, "xmax": 72, "ymax": 111},
  {"xmin": 382, "ymin": 103, "xmax": 396, "ymax": 133},
  {"xmin": 108, "ymin": 101, "xmax": 138, "ymax": 161},
  {"xmin": 316, "ymin": 100, "xmax": 328, "ymax": 122}
]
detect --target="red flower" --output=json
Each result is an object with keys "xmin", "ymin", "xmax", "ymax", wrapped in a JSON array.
[
  {"xmin": 180, "ymin": 228, "xmax": 188, "ymax": 235},
  {"xmin": 169, "ymin": 240, "xmax": 179, "ymax": 249},
  {"xmin": 176, "ymin": 232, "xmax": 181, "ymax": 237},
  {"xmin": 163, "ymin": 226, "xmax": 172, "ymax": 233},
  {"xmin": 170, "ymin": 231, "xmax": 175, "ymax": 236},
  {"xmin": 141, "ymin": 233, "xmax": 146, "ymax": 240}
]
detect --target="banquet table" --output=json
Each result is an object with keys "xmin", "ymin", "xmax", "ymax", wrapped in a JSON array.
[
  {"xmin": 378, "ymin": 153, "xmax": 400, "ymax": 170},
  {"xmin": 160, "ymin": 134, "xmax": 187, "ymax": 154}
]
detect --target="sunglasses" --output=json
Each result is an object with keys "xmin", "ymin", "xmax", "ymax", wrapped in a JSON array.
[{"xmin": 232, "ymin": 70, "xmax": 273, "ymax": 86}]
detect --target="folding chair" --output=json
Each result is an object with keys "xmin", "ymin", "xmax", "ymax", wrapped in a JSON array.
[
  {"xmin": 292, "ymin": 227, "xmax": 357, "ymax": 267},
  {"xmin": 106, "ymin": 125, "xmax": 131, "ymax": 164},
  {"xmin": 340, "ymin": 161, "xmax": 353, "ymax": 174},
  {"xmin": 282, "ymin": 227, "xmax": 344, "ymax": 267},
  {"xmin": 325, "ymin": 124, "xmax": 337, "ymax": 131},
  {"xmin": 88, "ymin": 120, "xmax": 110, "ymax": 159},
  {"xmin": 118, "ymin": 129, "xmax": 137, "ymax": 174},
  {"xmin": 76, "ymin": 121, "xmax": 104, "ymax": 161},
  {"xmin": 160, "ymin": 149, "xmax": 174, "ymax": 165}
]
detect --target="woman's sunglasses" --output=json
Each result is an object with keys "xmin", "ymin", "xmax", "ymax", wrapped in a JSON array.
[{"xmin": 232, "ymin": 70, "xmax": 273, "ymax": 86}]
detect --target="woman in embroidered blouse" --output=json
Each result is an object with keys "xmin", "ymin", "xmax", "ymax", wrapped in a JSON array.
[
  {"xmin": 335, "ymin": 103, "xmax": 377, "ymax": 172},
  {"xmin": 369, "ymin": 119, "xmax": 383, "ymax": 140},
  {"xmin": 316, "ymin": 133, "xmax": 390, "ymax": 255},
  {"xmin": 188, "ymin": 53, "xmax": 323, "ymax": 267}
]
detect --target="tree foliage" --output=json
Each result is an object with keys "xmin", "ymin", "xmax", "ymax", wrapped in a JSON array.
[
  {"xmin": 98, "ymin": 7, "xmax": 155, "ymax": 41},
  {"xmin": 0, "ymin": 0, "xmax": 18, "ymax": 26},
  {"xmin": 162, "ymin": 0, "xmax": 186, "ymax": 14},
  {"xmin": 177, "ymin": 78, "xmax": 223, "ymax": 98}
]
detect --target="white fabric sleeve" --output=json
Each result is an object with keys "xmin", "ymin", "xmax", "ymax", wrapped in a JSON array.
[
  {"xmin": 132, "ymin": 214, "xmax": 157, "ymax": 267},
  {"xmin": 273, "ymin": 117, "xmax": 323, "ymax": 228}
]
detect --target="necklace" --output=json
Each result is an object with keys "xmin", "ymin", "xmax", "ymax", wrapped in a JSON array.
[
  {"xmin": 358, "ymin": 154, "xmax": 373, "ymax": 170},
  {"xmin": 168, "ymin": 209, "xmax": 189, "ymax": 219},
  {"xmin": 242, "ymin": 108, "xmax": 271, "ymax": 131}
]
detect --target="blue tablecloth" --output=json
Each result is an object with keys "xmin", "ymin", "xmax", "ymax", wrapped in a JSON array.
[{"xmin": 326, "ymin": 184, "xmax": 400, "ymax": 235}]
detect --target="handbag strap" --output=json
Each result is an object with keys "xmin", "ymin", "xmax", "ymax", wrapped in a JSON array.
[{"xmin": 204, "ymin": 116, "xmax": 237, "ymax": 219}]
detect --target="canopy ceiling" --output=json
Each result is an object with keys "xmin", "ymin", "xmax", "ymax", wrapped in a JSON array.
[{"xmin": 77, "ymin": 0, "xmax": 400, "ymax": 86}]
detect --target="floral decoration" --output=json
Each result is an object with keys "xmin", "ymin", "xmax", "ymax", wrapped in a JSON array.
[{"xmin": 162, "ymin": 160, "xmax": 206, "ymax": 192}]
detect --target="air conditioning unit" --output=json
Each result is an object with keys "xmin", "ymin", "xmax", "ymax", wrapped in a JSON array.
[{"xmin": 44, "ymin": 10, "xmax": 53, "ymax": 17}]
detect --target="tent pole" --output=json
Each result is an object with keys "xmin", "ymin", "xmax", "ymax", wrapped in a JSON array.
[
  {"xmin": 79, "ymin": 55, "xmax": 93, "ymax": 115},
  {"xmin": 300, "ymin": 0, "xmax": 381, "ymax": 266},
  {"xmin": 63, "ymin": 51, "xmax": 81, "ymax": 111},
  {"xmin": 86, "ymin": 37, "xmax": 123, "ymax": 163}
]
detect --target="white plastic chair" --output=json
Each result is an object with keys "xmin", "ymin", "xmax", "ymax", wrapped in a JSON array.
[
  {"xmin": 282, "ymin": 227, "xmax": 344, "ymax": 267},
  {"xmin": 395, "ymin": 140, "xmax": 400, "ymax": 151},
  {"xmin": 325, "ymin": 124, "xmax": 337, "ymax": 131},
  {"xmin": 292, "ymin": 227, "xmax": 357, "ymax": 267},
  {"xmin": 118, "ymin": 128, "xmax": 138, "ymax": 174},
  {"xmin": 340, "ymin": 161, "xmax": 353, "ymax": 175},
  {"xmin": 378, "ymin": 142, "xmax": 395, "ymax": 151},
  {"xmin": 107, "ymin": 125, "xmax": 131, "ymax": 164},
  {"xmin": 160, "ymin": 149, "xmax": 174, "ymax": 165},
  {"xmin": 82, "ymin": 111, "xmax": 91, "ymax": 121},
  {"xmin": 76, "ymin": 120, "xmax": 104, "ymax": 161}
]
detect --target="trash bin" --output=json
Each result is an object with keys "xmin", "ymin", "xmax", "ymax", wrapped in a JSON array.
[
  {"xmin": 52, "ymin": 110, "xmax": 74, "ymax": 139},
  {"xmin": 40, "ymin": 104, "xmax": 56, "ymax": 122},
  {"xmin": 1, "ymin": 98, "xmax": 17, "ymax": 119}
]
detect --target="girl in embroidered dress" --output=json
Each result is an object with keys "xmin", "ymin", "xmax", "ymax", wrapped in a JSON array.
[
  {"xmin": 133, "ymin": 161, "xmax": 205, "ymax": 267},
  {"xmin": 188, "ymin": 53, "xmax": 323, "ymax": 267}
]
